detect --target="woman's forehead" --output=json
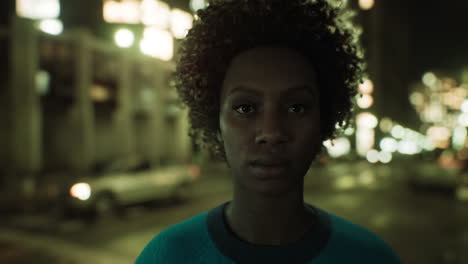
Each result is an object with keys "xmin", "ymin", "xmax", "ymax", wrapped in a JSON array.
[{"xmin": 221, "ymin": 46, "xmax": 319, "ymax": 99}]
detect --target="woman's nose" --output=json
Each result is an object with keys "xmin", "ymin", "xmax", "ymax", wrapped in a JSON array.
[{"xmin": 255, "ymin": 113, "xmax": 289, "ymax": 146}]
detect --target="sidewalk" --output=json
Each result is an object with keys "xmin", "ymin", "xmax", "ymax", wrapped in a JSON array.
[
  {"xmin": 0, "ymin": 228, "xmax": 134, "ymax": 264},
  {"xmin": 0, "ymin": 240, "xmax": 75, "ymax": 264}
]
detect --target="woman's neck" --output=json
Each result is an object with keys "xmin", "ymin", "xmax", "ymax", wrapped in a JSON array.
[{"xmin": 224, "ymin": 186, "xmax": 316, "ymax": 245}]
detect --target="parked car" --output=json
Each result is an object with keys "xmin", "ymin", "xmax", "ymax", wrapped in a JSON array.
[
  {"xmin": 61, "ymin": 156, "xmax": 201, "ymax": 219},
  {"xmin": 407, "ymin": 162, "xmax": 459, "ymax": 195}
]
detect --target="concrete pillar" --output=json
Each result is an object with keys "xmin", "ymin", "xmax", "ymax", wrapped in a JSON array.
[
  {"xmin": 114, "ymin": 54, "xmax": 137, "ymax": 157},
  {"xmin": 0, "ymin": 20, "xmax": 12, "ymax": 189},
  {"xmin": 9, "ymin": 16, "xmax": 41, "ymax": 194},
  {"xmin": 70, "ymin": 29, "xmax": 94, "ymax": 172}
]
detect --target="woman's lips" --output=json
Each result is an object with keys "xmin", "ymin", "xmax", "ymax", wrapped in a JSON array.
[{"xmin": 250, "ymin": 164, "xmax": 288, "ymax": 179}]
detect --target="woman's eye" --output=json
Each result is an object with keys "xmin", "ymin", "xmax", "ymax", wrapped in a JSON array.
[
  {"xmin": 288, "ymin": 104, "xmax": 307, "ymax": 114},
  {"xmin": 233, "ymin": 104, "xmax": 255, "ymax": 115}
]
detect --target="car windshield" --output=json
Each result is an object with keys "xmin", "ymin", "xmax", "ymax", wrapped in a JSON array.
[{"xmin": 92, "ymin": 156, "xmax": 151, "ymax": 175}]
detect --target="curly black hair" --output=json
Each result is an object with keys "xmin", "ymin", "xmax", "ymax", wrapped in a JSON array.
[{"xmin": 173, "ymin": 0, "xmax": 365, "ymax": 161}]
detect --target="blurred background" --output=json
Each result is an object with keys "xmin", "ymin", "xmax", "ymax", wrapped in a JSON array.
[{"xmin": 0, "ymin": 0, "xmax": 467, "ymax": 263}]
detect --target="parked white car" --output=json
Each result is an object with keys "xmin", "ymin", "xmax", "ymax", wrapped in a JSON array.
[{"xmin": 62, "ymin": 157, "xmax": 201, "ymax": 219}]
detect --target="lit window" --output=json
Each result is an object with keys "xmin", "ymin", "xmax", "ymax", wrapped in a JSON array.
[
  {"xmin": 103, "ymin": 0, "xmax": 141, "ymax": 24},
  {"xmin": 140, "ymin": 27, "xmax": 174, "ymax": 61},
  {"xmin": 171, "ymin": 9, "xmax": 193, "ymax": 39},
  {"xmin": 141, "ymin": 0, "xmax": 171, "ymax": 28},
  {"xmin": 17, "ymin": 0, "xmax": 60, "ymax": 19}
]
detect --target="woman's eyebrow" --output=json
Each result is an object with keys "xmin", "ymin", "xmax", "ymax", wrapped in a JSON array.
[
  {"xmin": 282, "ymin": 86, "xmax": 316, "ymax": 97},
  {"xmin": 227, "ymin": 85, "xmax": 316, "ymax": 97}
]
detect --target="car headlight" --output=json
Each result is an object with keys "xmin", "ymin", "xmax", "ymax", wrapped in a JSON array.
[{"xmin": 70, "ymin": 183, "xmax": 92, "ymax": 200}]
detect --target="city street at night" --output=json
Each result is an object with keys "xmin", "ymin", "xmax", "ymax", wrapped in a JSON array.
[
  {"xmin": 2, "ymin": 1, "xmax": 468, "ymax": 264},
  {"xmin": 1, "ymin": 161, "xmax": 467, "ymax": 264}
]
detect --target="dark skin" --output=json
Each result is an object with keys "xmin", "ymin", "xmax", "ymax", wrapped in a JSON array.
[{"xmin": 219, "ymin": 46, "xmax": 322, "ymax": 246}]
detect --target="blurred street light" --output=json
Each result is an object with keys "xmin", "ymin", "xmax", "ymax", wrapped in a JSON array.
[
  {"xmin": 70, "ymin": 183, "xmax": 91, "ymax": 201},
  {"xmin": 378, "ymin": 151, "xmax": 392, "ymax": 163},
  {"xmin": 380, "ymin": 137, "xmax": 398, "ymax": 153},
  {"xmin": 38, "ymin": 19, "xmax": 63, "ymax": 35},
  {"xmin": 359, "ymin": 0, "xmax": 375, "ymax": 10},
  {"xmin": 357, "ymin": 112, "xmax": 378, "ymax": 129},
  {"xmin": 323, "ymin": 137, "xmax": 351, "ymax": 158},
  {"xmin": 461, "ymin": 99, "xmax": 468, "ymax": 113},
  {"xmin": 357, "ymin": 94, "xmax": 374, "ymax": 109},
  {"xmin": 103, "ymin": 0, "xmax": 141, "ymax": 24},
  {"xmin": 114, "ymin": 28, "xmax": 135, "ymax": 48},
  {"xmin": 366, "ymin": 149, "xmax": 379, "ymax": 163},
  {"xmin": 422, "ymin": 72, "xmax": 437, "ymax": 87},
  {"xmin": 359, "ymin": 79, "xmax": 374, "ymax": 94}
]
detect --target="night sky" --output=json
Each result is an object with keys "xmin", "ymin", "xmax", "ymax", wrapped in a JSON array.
[{"xmin": 409, "ymin": 0, "xmax": 468, "ymax": 80}]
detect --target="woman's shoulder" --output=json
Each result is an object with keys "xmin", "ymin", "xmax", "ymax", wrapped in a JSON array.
[
  {"xmin": 150, "ymin": 210, "xmax": 211, "ymax": 247},
  {"xmin": 135, "ymin": 210, "xmax": 213, "ymax": 264},
  {"xmin": 317, "ymin": 209, "xmax": 401, "ymax": 263}
]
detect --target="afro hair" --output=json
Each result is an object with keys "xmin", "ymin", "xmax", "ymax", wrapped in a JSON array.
[{"xmin": 173, "ymin": 0, "xmax": 366, "ymax": 161}]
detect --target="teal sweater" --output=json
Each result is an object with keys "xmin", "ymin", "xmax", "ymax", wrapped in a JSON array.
[{"xmin": 135, "ymin": 201, "xmax": 401, "ymax": 264}]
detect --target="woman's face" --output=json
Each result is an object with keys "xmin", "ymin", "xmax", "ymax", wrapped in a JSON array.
[{"xmin": 219, "ymin": 46, "xmax": 322, "ymax": 195}]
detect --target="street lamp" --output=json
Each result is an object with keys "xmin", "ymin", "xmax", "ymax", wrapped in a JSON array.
[{"xmin": 114, "ymin": 28, "xmax": 135, "ymax": 48}]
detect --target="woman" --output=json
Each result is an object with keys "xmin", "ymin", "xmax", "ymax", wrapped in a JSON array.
[{"xmin": 136, "ymin": 0, "xmax": 401, "ymax": 263}]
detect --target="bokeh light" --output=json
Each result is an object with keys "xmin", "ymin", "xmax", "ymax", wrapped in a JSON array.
[
  {"xmin": 359, "ymin": 0, "xmax": 375, "ymax": 10},
  {"xmin": 170, "ymin": 9, "xmax": 193, "ymax": 39},
  {"xmin": 70, "ymin": 183, "xmax": 91, "ymax": 201},
  {"xmin": 366, "ymin": 149, "xmax": 379, "ymax": 163},
  {"xmin": 380, "ymin": 137, "xmax": 398, "ymax": 153},
  {"xmin": 114, "ymin": 28, "xmax": 135, "ymax": 48},
  {"xmin": 357, "ymin": 94, "xmax": 374, "ymax": 109},
  {"xmin": 378, "ymin": 151, "xmax": 392, "ymax": 163},
  {"xmin": 140, "ymin": 27, "xmax": 174, "ymax": 61},
  {"xmin": 422, "ymin": 72, "xmax": 437, "ymax": 87},
  {"xmin": 38, "ymin": 19, "xmax": 63, "ymax": 35},
  {"xmin": 190, "ymin": 0, "xmax": 208, "ymax": 12},
  {"xmin": 323, "ymin": 137, "xmax": 351, "ymax": 158},
  {"xmin": 358, "ymin": 79, "xmax": 374, "ymax": 94},
  {"xmin": 17, "ymin": 0, "xmax": 60, "ymax": 19},
  {"xmin": 357, "ymin": 112, "xmax": 378, "ymax": 129}
]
